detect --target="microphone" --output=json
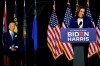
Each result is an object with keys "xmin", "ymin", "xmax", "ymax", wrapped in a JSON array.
[{"xmin": 78, "ymin": 21, "xmax": 82, "ymax": 28}]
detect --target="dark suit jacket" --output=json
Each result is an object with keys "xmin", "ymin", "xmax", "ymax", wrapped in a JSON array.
[
  {"xmin": 69, "ymin": 17, "xmax": 94, "ymax": 28},
  {"xmin": 3, "ymin": 32, "xmax": 22, "ymax": 55}
]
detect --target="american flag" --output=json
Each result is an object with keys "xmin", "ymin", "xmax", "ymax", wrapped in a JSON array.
[
  {"xmin": 96, "ymin": 14, "xmax": 100, "ymax": 57},
  {"xmin": 47, "ymin": 10, "xmax": 63, "ymax": 59},
  {"xmin": 86, "ymin": 6, "xmax": 98, "ymax": 58},
  {"xmin": 61, "ymin": 5, "xmax": 74, "ymax": 60}
]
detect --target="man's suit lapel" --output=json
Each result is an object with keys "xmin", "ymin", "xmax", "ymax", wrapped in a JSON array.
[{"xmin": 8, "ymin": 32, "xmax": 12, "ymax": 40}]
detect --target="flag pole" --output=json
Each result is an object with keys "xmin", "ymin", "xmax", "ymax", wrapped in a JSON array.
[
  {"xmin": 76, "ymin": 0, "xmax": 79, "ymax": 7},
  {"xmin": 97, "ymin": 14, "xmax": 100, "ymax": 58},
  {"xmin": 86, "ymin": 0, "xmax": 89, "ymax": 66},
  {"xmin": 53, "ymin": 0, "xmax": 56, "ymax": 66},
  {"xmin": 67, "ymin": 1, "xmax": 70, "ymax": 66},
  {"xmin": 87, "ymin": 0, "xmax": 89, "ymax": 7},
  {"xmin": 23, "ymin": 0, "xmax": 26, "ymax": 66},
  {"xmin": 67, "ymin": 0, "xmax": 70, "ymax": 5},
  {"xmin": 74, "ymin": 0, "xmax": 79, "ymax": 17},
  {"xmin": 3, "ymin": 0, "xmax": 8, "ymax": 66},
  {"xmin": 34, "ymin": 0, "xmax": 37, "ymax": 66}
]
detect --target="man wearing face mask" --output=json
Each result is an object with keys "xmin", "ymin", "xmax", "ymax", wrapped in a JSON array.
[
  {"xmin": 69, "ymin": 6, "xmax": 93, "ymax": 66},
  {"xmin": 3, "ymin": 22, "xmax": 23, "ymax": 66}
]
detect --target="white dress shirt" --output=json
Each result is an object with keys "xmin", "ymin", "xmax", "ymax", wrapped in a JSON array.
[
  {"xmin": 9, "ymin": 30, "xmax": 14, "ymax": 39},
  {"xmin": 77, "ymin": 18, "xmax": 83, "ymax": 28}
]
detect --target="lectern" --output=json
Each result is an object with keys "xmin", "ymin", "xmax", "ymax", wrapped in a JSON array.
[{"xmin": 61, "ymin": 28, "xmax": 96, "ymax": 66}]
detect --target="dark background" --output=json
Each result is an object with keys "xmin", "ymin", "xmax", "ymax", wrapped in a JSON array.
[{"xmin": 0, "ymin": 0, "xmax": 100, "ymax": 66}]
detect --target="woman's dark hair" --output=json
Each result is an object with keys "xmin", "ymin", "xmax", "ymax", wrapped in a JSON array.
[{"xmin": 75, "ymin": 6, "xmax": 86, "ymax": 19}]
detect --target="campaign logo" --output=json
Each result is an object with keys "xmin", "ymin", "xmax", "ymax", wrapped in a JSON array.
[
  {"xmin": 67, "ymin": 31, "xmax": 89, "ymax": 42},
  {"xmin": 61, "ymin": 28, "xmax": 96, "ymax": 43}
]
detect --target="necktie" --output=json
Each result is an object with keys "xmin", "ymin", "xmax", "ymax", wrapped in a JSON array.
[
  {"xmin": 11, "ymin": 32, "xmax": 14, "ymax": 40},
  {"xmin": 11, "ymin": 32, "xmax": 14, "ymax": 48}
]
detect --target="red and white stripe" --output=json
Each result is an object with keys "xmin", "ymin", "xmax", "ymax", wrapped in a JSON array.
[
  {"xmin": 47, "ymin": 24, "xmax": 63, "ymax": 59},
  {"xmin": 88, "ymin": 42, "xmax": 98, "ymax": 58},
  {"xmin": 96, "ymin": 27, "xmax": 100, "ymax": 57},
  {"xmin": 60, "ymin": 23, "xmax": 74, "ymax": 60},
  {"xmin": 88, "ymin": 22, "xmax": 98, "ymax": 58}
]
